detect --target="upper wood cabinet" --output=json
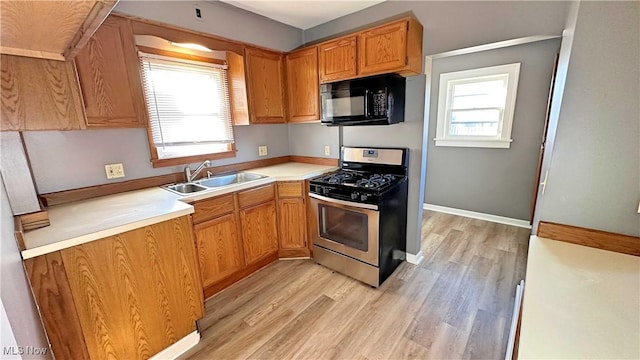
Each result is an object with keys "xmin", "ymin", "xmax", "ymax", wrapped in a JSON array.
[
  {"xmin": 1, "ymin": 55, "xmax": 86, "ymax": 131},
  {"xmin": 316, "ymin": 17, "xmax": 423, "ymax": 83},
  {"xmin": 285, "ymin": 47, "xmax": 320, "ymax": 123},
  {"xmin": 0, "ymin": 1, "xmax": 117, "ymax": 61},
  {"xmin": 75, "ymin": 16, "xmax": 147, "ymax": 128},
  {"xmin": 318, "ymin": 36, "xmax": 357, "ymax": 83},
  {"xmin": 244, "ymin": 47, "xmax": 286, "ymax": 124}
]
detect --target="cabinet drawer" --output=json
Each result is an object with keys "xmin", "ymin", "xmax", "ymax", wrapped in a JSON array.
[
  {"xmin": 238, "ymin": 184, "xmax": 275, "ymax": 209},
  {"xmin": 193, "ymin": 194, "xmax": 235, "ymax": 224},
  {"xmin": 277, "ymin": 181, "xmax": 303, "ymax": 198}
]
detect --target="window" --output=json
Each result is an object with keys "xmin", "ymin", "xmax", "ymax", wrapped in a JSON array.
[
  {"xmin": 139, "ymin": 52, "xmax": 235, "ymax": 166},
  {"xmin": 435, "ymin": 63, "xmax": 521, "ymax": 148}
]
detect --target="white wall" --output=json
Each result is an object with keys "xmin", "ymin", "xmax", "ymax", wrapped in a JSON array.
[
  {"xmin": 0, "ymin": 178, "xmax": 51, "ymax": 359},
  {"xmin": 535, "ymin": 1, "xmax": 640, "ymax": 236}
]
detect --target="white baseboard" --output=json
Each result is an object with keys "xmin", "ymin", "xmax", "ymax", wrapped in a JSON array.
[
  {"xmin": 150, "ymin": 331, "xmax": 200, "ymax": 360},
  {"xmin": 406, "ymin": 250, "xmax": 424, "ymax": 265},
  {"xmin": 423, "ymin": 204, "xmax": 532, "ymax": 229}
]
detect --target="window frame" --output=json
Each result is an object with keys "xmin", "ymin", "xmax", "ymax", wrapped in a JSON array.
[
  {"xmin": 434, "ymin": 63, "xmax": 521, "ymax": 148},
  {"xmin": 137, "ymin": 47, "xmax": 237, "ymax": 168}
]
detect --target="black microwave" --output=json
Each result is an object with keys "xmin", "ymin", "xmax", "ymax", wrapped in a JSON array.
[{"xmin": 320, "ymin": 74, "xmax": 406, "ymax": 126}]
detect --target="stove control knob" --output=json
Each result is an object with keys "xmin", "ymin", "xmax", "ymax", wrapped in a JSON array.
[
  {"xmin": 360, "ymin": 194, "xmax": 369, "ymax": 202},
  {"xmin": 351, "ymin": 192, "xmax": 359, "ymax": 200},
  {"xmin": 322, "ymin": 187, "xmax": 330, "ymax": 195}
]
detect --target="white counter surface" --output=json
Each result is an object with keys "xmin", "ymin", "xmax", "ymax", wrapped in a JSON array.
[
  {"xmin": 21, "ymin": 188, "xmax": 194, "ymax": 259},
  {"xmin": 21, "ymin": 162, "xmax": 336, "ymax": 259},
  {"xmin": 518, "ymin": 236, "xmax": 640, "ymax": 359}
]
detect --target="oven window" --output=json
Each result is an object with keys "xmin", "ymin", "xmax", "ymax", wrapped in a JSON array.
[{"xmin": 318, "ymin": 204, "xmax": 368, "ymax": 252}]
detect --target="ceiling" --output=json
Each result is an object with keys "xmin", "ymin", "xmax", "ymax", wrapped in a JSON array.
[{"xmin": 218, "ymin": 0, "xmax": 386, "ymax": 30}]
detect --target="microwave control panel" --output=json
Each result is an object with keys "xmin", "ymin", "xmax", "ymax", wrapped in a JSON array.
[{"xmin": 372, "ymin": 91, "xmax": 387, "ymax": 116}]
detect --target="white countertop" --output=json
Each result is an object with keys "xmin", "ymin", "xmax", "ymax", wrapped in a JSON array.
[
  {"xmin": 518, "ymin": 236, "xmax": 640, "ymax": 359},
  {"xmin": 21, "ymin": 162, "xmax": 336, "ymax": 259}
]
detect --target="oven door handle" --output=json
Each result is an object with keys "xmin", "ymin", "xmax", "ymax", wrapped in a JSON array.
[{"xmin": 309, "ymin": 193, "xmax": 379, "ymax": 211}]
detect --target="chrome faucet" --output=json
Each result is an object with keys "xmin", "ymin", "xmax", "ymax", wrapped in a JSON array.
[{"xmin": 184, "ymin": 160, "xmax": 210, "ymax": 182}]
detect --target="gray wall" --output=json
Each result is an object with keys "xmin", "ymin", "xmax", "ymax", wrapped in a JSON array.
[
  {"xmin": 0, "ymin": 178, "xmax": 50, "ymax": 359},
  {"xmin": 302, "ymin": 0, "xmax": 570, "ymax": 255},
  {"xmin": 425, "ymin": 39, "xmax": 561, "ymax": 220},
  {"xmin": 536, "ymin": 1, "xmax": 640, "ymax": 236},
  {"xmin": 24, "ymin": 0, "xmax": 305, "ymax": 194},
  {"xmin": 287, "ymin": 123, "xmax": 339, "ymax": 158}
]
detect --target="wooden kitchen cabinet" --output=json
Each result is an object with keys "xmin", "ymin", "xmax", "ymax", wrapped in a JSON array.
[
  {"xmin": 194, "ymin": 213, "xmax": 245, "ymax": 289},
  {"xmin": 244, "ymin": 47, "xmax": 287, "ymax": 124},
  {"xmin": 191, "ymin": 183, "xmax": 279, "ymax": 298},
  {"xmin": 277, "ymin": 181, "xmax": 309, "ymax": 257},
  {"xmin": 285, "ymin": 47, "xmax": 320, "ymax": 123},
  {"xmin": 357, "ymin": 18, "xmax": 423, "ymax": 77},
  {"xmin": 75, "ymin": 15, "xmax": 148, "ymax": 128},
  {"xmin": 0, "ymin": 55, "xmax": 86, "ymax": 131},
  {"xmin": 240, "ymin": 200, "xmax": 279, "ymax": 265},
  {"xmin": 25, "ymin": 216, "xmax": 203, "ymax": 360},
  {"xmin": 318, "ymin": 35, "xmax": 357, "ymax": 83}
]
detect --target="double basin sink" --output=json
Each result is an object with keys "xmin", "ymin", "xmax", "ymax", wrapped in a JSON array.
[{"xmin": 164, "ymin": 172, "xmax": 266, "ymax": 195}]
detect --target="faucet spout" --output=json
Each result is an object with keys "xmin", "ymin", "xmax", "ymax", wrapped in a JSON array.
[{"xmin": 184, "ymin": 160, "xmax": 211, "ymax": 182}]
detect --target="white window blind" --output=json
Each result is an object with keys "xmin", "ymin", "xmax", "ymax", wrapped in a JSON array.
[{"xmin": 139, "ymin": 52, "xmax": 234, "ymax": 159}]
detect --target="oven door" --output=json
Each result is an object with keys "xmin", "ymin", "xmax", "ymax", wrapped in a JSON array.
[{"xmin": 309, "ymin": 193, "xmax": 379, "ymax": 266}]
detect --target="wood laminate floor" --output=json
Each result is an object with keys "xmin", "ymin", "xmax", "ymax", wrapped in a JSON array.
[{"xmin": 181, "ymin": 211, "xmax": 530, "ymax": 360}]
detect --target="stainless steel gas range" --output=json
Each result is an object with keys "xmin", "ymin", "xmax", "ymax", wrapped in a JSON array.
[{"xmin": 309, "ymin": 146, "xmax": 409, "ymax": 287}]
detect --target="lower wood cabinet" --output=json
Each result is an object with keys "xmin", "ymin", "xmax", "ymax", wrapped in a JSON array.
[
  {"xmin": 24, "ymin": 216, "xmax": 203, "ymax": 360},
  {"xmin": 194, "ymin": 213, "xmax": 244, "ymax": 288},
  {"xmin": 192, "ymin": 183, "xmax": 279, "ymax": 298},
  {"xmin": 277, "ymin": 181, "xmax": 309, "ymax": 257},
  {"xmin": 240, "ymin": 200, "xmax": 279, "ymax": 264}
]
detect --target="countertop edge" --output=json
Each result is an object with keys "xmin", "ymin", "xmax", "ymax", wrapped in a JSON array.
[{"xmin": 21, "ymin": 206, "xmax": 194, "ymax": 260}]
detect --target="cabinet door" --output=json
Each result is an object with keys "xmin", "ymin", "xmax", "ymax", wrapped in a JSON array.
[
  {"xmin": 318, "ymin": 36, "xmax": 357, "ymax": 83},
  {"xmin": 75, "ymin": 16, "xmax": 147, "ymax": 128},
  {"xmin": 278, "ymin": 198, "xmax": 307, "ymax": 250},
  {"xmin": 1, "ymin": 55, "xmax": 85, "ymax": 131},
  {"xmin": 285, "ymin": 47, "xmax": 319, "ymax": 123},
  {"xmin": 358, "ymin": 20, "xmax": 408, "ymax": 76},
  {"xmin": 240, "ymin": 200, "xmax": 279, "ymax": 264},
  {"xmin": 194, "ymin": 213, "xmax": 245, "ymax": 288},
  {"xmin": 244, "ymin": 47, "xmax": 286, "ymax": 124}
]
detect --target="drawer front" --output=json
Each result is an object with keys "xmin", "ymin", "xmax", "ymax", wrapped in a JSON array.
[
  {"xmin": 193, "ymin": 194, "xmax": 235, "ymax": 224},
  {"xmin": 277, "ymin": 181, "xmax": 303, "ymax": 198},
  {"xmin": 238, "ymin": 184, "xmax": 275, "ymax": 209}
]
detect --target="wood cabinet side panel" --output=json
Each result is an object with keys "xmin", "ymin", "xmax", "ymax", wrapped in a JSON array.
[
  {"xmin": 1, "ymin": 55, "xmax": 85, "ymax": 131},
  {"xmin": 24, "ymin": 253, "xmax": 91, "ymax": 360},
  {"xmin": 60, "ymin": 217, "xmax": 201, "ymax": 359},
  {"xmin": 240, "ymin": 201, "xmax": 279, "ymax": 265},
  {"xmin": 227, "ymin": 51, "xmax": 250, "ymax": 126}
]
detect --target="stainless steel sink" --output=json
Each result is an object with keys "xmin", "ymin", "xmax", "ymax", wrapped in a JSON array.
[
  {"xmin": 163, "ymin": 172, "xmax": 267, "ymax": 196},
  {"xmin": 164, "ymin": 183, "xmax": 208, "ymax": 195},
  {"xmin": 195, "ymin": 172, "xmax": 266, "ymax": 188}
]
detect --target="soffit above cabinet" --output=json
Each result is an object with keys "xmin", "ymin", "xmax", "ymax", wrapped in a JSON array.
[{"xmin": 0, "ymin": 0, "xmax": 118, "ymax": 61}]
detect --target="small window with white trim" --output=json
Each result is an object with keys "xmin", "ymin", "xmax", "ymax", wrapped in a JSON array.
[{"xmin": 435, "ymin": 63, "xmax": 521, "ymax": 148}]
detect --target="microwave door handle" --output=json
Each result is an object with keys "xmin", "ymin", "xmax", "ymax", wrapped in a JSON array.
[{"xmin": 364, "ymin": 89, "xmax": 370, "ymax": 117}]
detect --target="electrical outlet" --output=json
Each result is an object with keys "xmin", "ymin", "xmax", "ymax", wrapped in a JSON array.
[
  {"xmin": 194, "ymin": 5, "xmax": 203, "ymax": 21},
  {"xmin": 258, "ymin": 145, "xmax": 268, "ymax": 156},
  {"xmin": 105, "ymin": 163, "xmax": 125, "ymax": 179},
  {"xmin": 324, "ymin": 145, "xmax": 331, "ymax": 156}
]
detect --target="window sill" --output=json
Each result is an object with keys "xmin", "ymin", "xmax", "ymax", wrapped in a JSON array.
[
  {"xmin": 434, "ymin": 138, "xmax": 513, "ymax": 148},
  {"xmin": 151, "ymin": 150, "xmax": 237, "ymax": 168}
]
